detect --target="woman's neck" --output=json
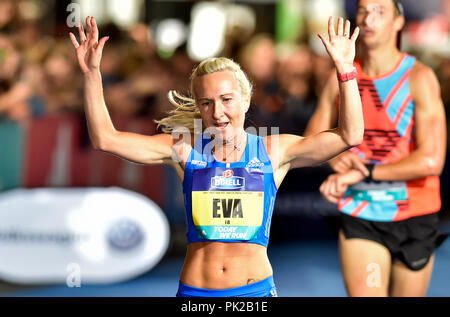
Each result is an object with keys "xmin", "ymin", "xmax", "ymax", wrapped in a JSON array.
[{"xmin": 212, "ymin": 130, "xmax": 247, "ymax": 162}]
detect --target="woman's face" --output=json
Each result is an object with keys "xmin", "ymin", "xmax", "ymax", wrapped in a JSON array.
[{"xmin": 193, "ymin": 70, "xmax": 248, "ymax": 142}]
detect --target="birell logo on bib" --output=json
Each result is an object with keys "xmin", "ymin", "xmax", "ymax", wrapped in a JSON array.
[{"xmin": 211, "ymin": 170, "xmax": 245, "ymax": 190}]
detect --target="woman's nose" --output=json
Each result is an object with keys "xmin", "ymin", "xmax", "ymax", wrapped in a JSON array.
[{"xmin": 212, "ymin": 101, "xmax": 224, "ymax": 119}]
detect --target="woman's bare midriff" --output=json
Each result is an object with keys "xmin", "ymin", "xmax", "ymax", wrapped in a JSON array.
[{"xmin": 179, "ymin": 242, "xmax": 273, "ymax": 289}]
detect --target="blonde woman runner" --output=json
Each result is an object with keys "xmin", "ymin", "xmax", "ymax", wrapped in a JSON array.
[{"xmin": 70, "ymin": 16, "xmax": 363, "ymax": 297}]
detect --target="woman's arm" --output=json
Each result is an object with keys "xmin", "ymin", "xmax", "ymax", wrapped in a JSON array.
[
  {"xmin": 70, "ymin": 17, "xmax": 180, "ymax": 165},
  {"xmin": 274, "ymin": 17, "xmax": 363, "ymax": 170}
]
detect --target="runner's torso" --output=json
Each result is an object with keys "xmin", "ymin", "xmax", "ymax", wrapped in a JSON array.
[
  {"xmin": 339, "ymin": 53, "xmax": 441, "ymax": 221},
  {"xmin": 180, "ymin": 132, "xmax": 277, "ymax": 288}
]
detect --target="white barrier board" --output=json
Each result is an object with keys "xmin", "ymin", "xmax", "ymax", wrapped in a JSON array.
[{"xmin": 0, "ymin": 187, "xmax": 170, "ymax": 285}]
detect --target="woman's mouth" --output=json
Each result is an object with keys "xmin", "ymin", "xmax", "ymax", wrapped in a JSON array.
[{"xmin": 214, "ymin": 122, "xmax": 229, "ymax": 130}]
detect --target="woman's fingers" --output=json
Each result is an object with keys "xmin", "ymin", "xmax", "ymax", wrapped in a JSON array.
[
  {"xmin": 337, "ymin": 17, "xmax": 344, "ymax": 36},
  {"xmin": 317, "ymin": 33, "xmax": 328, "ymax": 46},
  {"xmin": 344, "ymin": 19, "xmax": 351, "ymax": 37},
  {"xmin": 78, "ymin": 21, "xmax": 86, "ymax": 43},
  {"xmin": 91, "ymin": 17, "xmax": 99, "ymax": 42},
  {"xmin": 328, "ymin": 16, "xmax": 336, "ymax": 40},
  {"xmin": 75, "ymin": 16, "xmax": 102, "ymax": 49},
  {"xmin": 85, "ymin": 16, "xmax": 91, "ymax": 40},
  {"xmin": 69, "ymin": 32, "xmax": 79, "ymax": 48},
  {"xmin": 317, "ymin": 33, "xmax": 332, "ymax": 56},
  {"xmin": 96, "ymin": 36, "xmax": 109, "ymax": 53},
  {"xmin": 350, "ymin": 26, "xmax": 360, "ymax": 42},
  {"xmin": 326, "ymin": 16, "xmax": 358, "ymax": 40}
]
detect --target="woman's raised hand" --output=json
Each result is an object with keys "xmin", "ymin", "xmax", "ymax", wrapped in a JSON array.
[
  {"xmin": 318, "ymin": 16, "xmax": 359, "ymax": 74},
  {"xmin": 69, "ymin": 16, "xmax": 109, "ymax": 74}
]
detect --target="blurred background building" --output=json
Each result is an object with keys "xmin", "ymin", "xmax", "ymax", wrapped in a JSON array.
[{"xmin": 0, "ymin": 0, "xmax": 449, "ymax": 296}]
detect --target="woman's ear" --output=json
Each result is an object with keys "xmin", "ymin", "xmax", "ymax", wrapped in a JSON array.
[
  {"xmin": 394, "ymin": 15, "xmax": 405, "ymax": 33},
  {"xmin": 243, "ymin": 96, "xmax": 251, "ymax": 113},
  {"xmin": 244, "ymin": 102, "xmax": 250, "ymax": 114}
]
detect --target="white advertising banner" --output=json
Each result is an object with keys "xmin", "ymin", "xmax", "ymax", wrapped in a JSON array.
[{"xmin": 0, "ymin": 187, "xmax": 170, "ymax": 285}]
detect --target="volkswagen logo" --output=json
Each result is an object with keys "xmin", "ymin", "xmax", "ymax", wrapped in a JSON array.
[{"xmin": 107, "ymin": 219, "xmax": 143, "ymax": 251}]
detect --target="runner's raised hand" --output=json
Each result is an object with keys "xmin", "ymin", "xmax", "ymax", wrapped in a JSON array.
[
  {"xmin": 69, "ymin": 16, "xmax": 109, "ymax": 74},
  {"xmin": 318, "ymin": 16, "xmax": 359, "ymax": 74}
]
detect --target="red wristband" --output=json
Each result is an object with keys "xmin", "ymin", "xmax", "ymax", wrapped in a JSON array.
[{"xmin": 337, "ymin": 68, "xmax": 357, "ymax": 82}]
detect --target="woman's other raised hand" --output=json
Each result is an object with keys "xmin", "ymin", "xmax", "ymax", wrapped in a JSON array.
[
  {"xmin": 69, "ymin": 16, "xmax": 109, "ymax": 74},
  {"xmin": 318, "ymin": 16, "xmax": 360, "ymax": 74}
]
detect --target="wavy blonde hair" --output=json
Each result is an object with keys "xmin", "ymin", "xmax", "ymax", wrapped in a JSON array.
[{"xmin": 156, "ymin": 57, "xmax": 252, "ymax": 134}]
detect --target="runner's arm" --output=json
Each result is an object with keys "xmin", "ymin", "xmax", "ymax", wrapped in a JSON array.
[
  {"xmin": 275, "ymin": 17, "xmax": 364, "ymax": 169},
  {"xmin": 71, "ymin": 17, "xmax": 181, "ymax": 165},
  {"xmin": 304, "ymin": 70, "xmax": 369, "ymax": 175},
  {"xmin": 83, "ymin": 70, "xmax": 176, "ymax": 165}
]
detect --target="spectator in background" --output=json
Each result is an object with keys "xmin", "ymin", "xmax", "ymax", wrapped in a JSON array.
[
  {"xmin": 239, "ymin": 34, "xmax": 277, "ymax": 89},
  {"xmin": 0, "ymin": 34, "xmax": 33, "ymax": 122},
  {"xmin": 238, "ymin": 33, "xmax": 280, "ymax": 129},
  {"xmin": 40, "ymin": 42, "xmax": 83, "ymax": 115},
  {"xmin": 311, "ymin": 51, "xmax": 334, "ymax": 97},
  {"xmin": 271, "ymin": 44, "xmax": 318, "ymax": 135},
  {"xmin": 0, "ymin": 0, "xmax": 19, "ymax": 33},
  {"xmin": 128, "ymin": 22, "xmax": 156, "ymax": 58},
  {"xmin": 253, "ymin": 45, "xmax": 316, "ymax": 135},
  {"xmin": 170, "ymin": 45, "xmax": 196, "ymax": 95},
  {"xmin": 239, "ymin": 35, "xmax": 325, "ymax": 136}
]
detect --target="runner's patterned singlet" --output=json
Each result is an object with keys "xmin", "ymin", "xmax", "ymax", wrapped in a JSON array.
[{"xmin": 338, "ymin": 53, "xmax": 441, "ymax": 221}]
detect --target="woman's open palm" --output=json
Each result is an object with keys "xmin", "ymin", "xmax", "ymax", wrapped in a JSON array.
[
  {"xmin": 69, "ymin": 16, "xmax": 109, "ymax": 74},
  {"xmin": 318, "ymin": 16, "xmax": 359, "ymax": 72}
]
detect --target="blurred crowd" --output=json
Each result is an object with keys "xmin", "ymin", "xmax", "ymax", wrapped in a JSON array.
[
  {"xmin": 0, "ymin": 0, "xmax": 449, "ymax": 143},
  {"xmin": 0, "ymin": 0, "xmax": 449, "ymax": 226},
  {"xmin": 0, "ymin": 0, "xmax": 332, "ymax": 138}
]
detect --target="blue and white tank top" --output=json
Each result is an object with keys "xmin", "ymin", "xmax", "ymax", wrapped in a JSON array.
[{"xmin": 182, "ymin": 133, "xmax": 277, "ymax": 247}]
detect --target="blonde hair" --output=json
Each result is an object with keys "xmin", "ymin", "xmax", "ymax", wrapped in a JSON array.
[{"xmin": 156, "ymin": 57, "xmax": 252, "ymax": 133}]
